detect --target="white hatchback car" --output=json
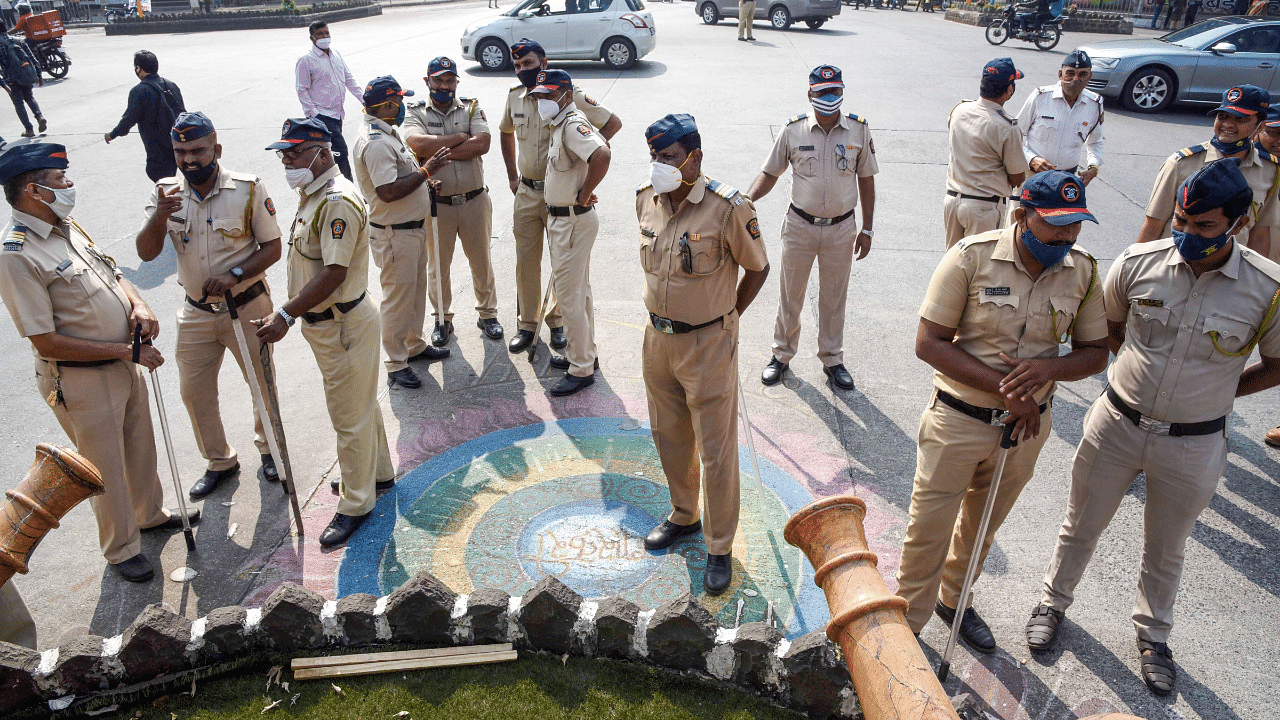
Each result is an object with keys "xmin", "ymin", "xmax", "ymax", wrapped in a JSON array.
[{"xmin": 461, "ymin": 0, "xmax": 657, "ymax": 71}]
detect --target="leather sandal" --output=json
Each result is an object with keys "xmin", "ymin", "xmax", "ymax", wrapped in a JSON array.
[
  {"xmin": 1137, "ymin": 639, "xmax": 1176, "ymax": 695},
  {"xmin": 1025, "ymin": 603, "xmax": 1064, "ymax": 651}
]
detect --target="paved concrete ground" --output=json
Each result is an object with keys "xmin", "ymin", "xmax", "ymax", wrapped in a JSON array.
[{"xmin": 0, "ymin": 4, "xmax": 1276, "ymax": 719}]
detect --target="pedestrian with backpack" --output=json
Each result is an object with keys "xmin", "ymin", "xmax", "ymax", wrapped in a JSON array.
[{"xmin": 104, "ymin": 50, "xmax": 186, "ymax": 182}]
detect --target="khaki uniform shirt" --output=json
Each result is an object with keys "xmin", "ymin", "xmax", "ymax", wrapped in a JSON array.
[
  {"xmin": 761, "ymin": 111, "xmax": 878, "ymax": 219},
  {"xmin": 1105, "ymin": 238, "xmax": 1280, "ymax": 422},
  {"xmin": 148, "ymin": 165, "xmax": 282, "ymax": 298},
  {"xmin": 287, "ymin": 165, "xmax": 371, "ymax": 310},
  {"xmin": 636, "ymin": 175, "xmax": 770, "ymax": 325},
  {"xmin": 352, "ymin": 114, "xmax": 430, "ymax": 226},
  {"xmin": 1144, "ymin": 143, "xmax": 1280, "ymax": 235},
  {"xmin": 498, "ymin": 85, "xmax": 613, "ymax": 182},
  {"xmin": 0, "ymin": 210, "xmax": 133, "ymax": 360},
  {"xmin": 544, "ymin": 105, "xmax": 607, "ymax": 206},
  {"xmin": 920, "ymin": 226, "xmax": 1108, "ymax": 409},
  {"xmin": 946, "ymin": 98, "xmax": 1029, "ymax": 198},
  {"xmin": 402, "ymin": 97, "xmax": 489, "ymax": 197}
]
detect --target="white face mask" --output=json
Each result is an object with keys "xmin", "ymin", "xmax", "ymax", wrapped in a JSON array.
[
  {"xmin": 537, "ymin": 98, "xmax": 561, "ymax": 121},
  {"xmin": 315, "ymin": 37, "xmax": 332, "ymax": 50},
  {"xmin": 649, "ymin": 162, "xmax": 683, "ymax": 194},
  {"xmin": 285, "ymin": 148, "xmax": 322, "ymax": 191},
  {"xmin": 36, "ymin": 184, "xmax": 75, "ymax": 219}
]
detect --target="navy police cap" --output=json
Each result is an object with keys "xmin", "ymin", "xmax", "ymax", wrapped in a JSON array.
[
  {"xmin": 265, "ymin": 117, "xmax": 331, "ymax": 150},
  {"xmin": 1178, "ymin": 157, "xmax": 1253, "ymax": 214},
  {"xmin": 1265, "ymin": 105, "xmax": 1280, "ymax": 128},
  {"xmin": 0, "ymin": 143, "xmax": 68, "ymax": 184},
  {"xmin": 511, "ymin": 38, "xmax": 543, "ymax": 59},
  {"xmin": 428, "ymin": 56, "xmax": 457, "ymax": 77},
  {"xmin": 646, "ymin": 113, "xmax": 698, "ymax": 153},
  {"xmin": 529, "ymin": 69, "xmax": 572, "ymax": 95},
  {"xmin": 1209, "ymin": 84, "xmax": 1270, "ymax": 118},
  {"xmin": 1019, "ymin": 170, "xmax": 1097, "ymax": 226},
  {"xmin": 1061, "ymin": 50, "xmax": 1091, "ymax": 69},
  {"xmin": 809, "ymin": 65, "xmax": 843, "ymax": 91},
  {"xmin": 982, "ymin": 57, "xmax": 1023, "ymax": 85},
  {"xmin": 362, "ymin": 75, "xmax": 413, "ymax": 107},
  {"xmin": 172, "ymin": 111, "xmax": 215, "ymax": 144}
]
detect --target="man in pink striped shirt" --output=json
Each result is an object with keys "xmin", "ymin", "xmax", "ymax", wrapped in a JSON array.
[{"xmin": 295, "ymin": 21, "xmax": 363, "ymax": 179}]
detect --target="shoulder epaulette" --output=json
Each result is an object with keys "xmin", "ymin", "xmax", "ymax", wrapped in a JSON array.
[
  {"xmin": 846, "ymin": 113, "xmax": 867, "ymax": 124},
  {"xmin": 368, "ymin": 123, "xmax": 383, "ymax": 137},
  {"xmin": 636, "ymin": 181, "xmax": 653, "ymax": 195},
  {"xmin": 705, "ymin": 179, "xmax": 741, "ymax": 201},
  {"xmin": 460, "ymin": 97, "xmax": 472, "ymax": 103},
  {"xmin": 787, "ymin": 113, "xmax": 808, "ymax": 124},
  {"xmin": 1127, "ymin": 238, "xmax": 1178, "ymax": 257},
  {"xmin": 1175, "ymin": 144, "xmax": 1208, "ymax": 159},
  {"xmin": 1243, "ymin": 248, "xmax": 1280, "ymax": 283},
  {"xmin": 996, "ymin": 108, "xmax": 1016, "ymax": 125},
  {"xmin": 956, "ymin": 230, "xmax": 1002, "ymax": 250},
  {"xmin": 225, "ymin": 169, "xmax": 259, "ymax": 184},
  {"xmin": 4, "ymin": 225, "xmax": 26, "ymax": 252},
  {"xmin": 1259, "ymin": 148, "xmax": 1279, "ymax": 164},
  {"xmin": 407, "ymin": 100, "xmax": 426, "ymax": 108},
  {"xmin": 510, "ymin": 83, "xmax": 524, "ymax": 92}
]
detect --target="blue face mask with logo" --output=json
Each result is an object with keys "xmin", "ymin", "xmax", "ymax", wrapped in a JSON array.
[
  {"xmin": 431, "ymin": 88, "xmax": 455, "ymax": 106},
  {"xmin": 1209, "ymin": 135, "xmax": 1249, "ymax": 156},
  {"xmin": 1171, "ymin": 225, "xmax": 1233, "ymax": 261},
  {"xmin": 1020, "ymin": 227, "xmax": 1073, "ymax": 268}
]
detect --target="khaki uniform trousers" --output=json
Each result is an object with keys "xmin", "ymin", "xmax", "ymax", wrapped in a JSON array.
[
  {"xmin": 1040, "ymin": 395, "xmax": 1225, "ymax": 644},
  {"xmin": 942, "ymin": 195, "xmax": 1003, "ymax": 248},
  {"xmin": 428, "ymin": 191, "xmax": 498, "ymax": 324},
  {"xmin": 643, "ymin": 311, "xmax": 741, "ymax": 556},
  {"xmin": 513, "ymin": 183, "xmax": 563, "ymax": 332},
  {"xmin": 896, "ymin": 395, "xmax": 1052, "ymax": 632},
  {"xmin": 370, "ymin": 225, "xmax": 430, "ymax": 372},
  {"xmin": 546, "ymin": 210, "xmax": 598, "ymax": 376},
  {"xmin": 738, "ymin": 0, "xmax": 755, "ymax": 38},
  {"xmin": 175, "ymin": 292, "xmax": 274, "ymax": 471},
  {"xmin": 0, "ymin": 581, "xmax": 37, "ymax": 649},
  {"xmin": 772, "ymin": 211, "xmax": 856, "ymax": 367},
  {"xmin": 300, "ymin": 299, "xmax": 395, "ymax": 517},
  {"xmin": 35, "ymin": 361, "xmax": 167, "ymax": 564}
]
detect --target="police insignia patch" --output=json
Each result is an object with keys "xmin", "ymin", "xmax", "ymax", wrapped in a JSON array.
[
  {"xmin": 576, "ymin": 124, "xmax": 591, "ymax": 136},
  {"xmin": 746, "ymin": 218, "xmax": 761, "ymax": 240},
  {"xmin": 1061, "ymin": 182, "xmax": 1080, "ymax": 202},
  {"xmin": 331, "ymin": 218, "xmax": 346, "ymax": 239},
  {"xmin": 869, "ymin": 139, "xmax": 875, "ymax": 154},
  {"xmin": 584, "ymin": 95, "xmax": 599, "ymax": 106},
  {"xmin": 265, "ymin": 198, "xmax": 276, "ymax": 216}
]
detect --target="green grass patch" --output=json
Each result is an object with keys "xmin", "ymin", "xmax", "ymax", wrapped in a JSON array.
[{"xmin": 137, "ymin": 653, "xmax": 802, "ymax": 720}]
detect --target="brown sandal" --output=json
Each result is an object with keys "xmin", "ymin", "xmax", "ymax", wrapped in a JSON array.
[
  {"xmin": 1137, "ymin": 639, "xmax": 1176, "ymax": 695},
  {"xmin": 1025, "ymin": 604, "xmax": 1064, "ymax": 651}
]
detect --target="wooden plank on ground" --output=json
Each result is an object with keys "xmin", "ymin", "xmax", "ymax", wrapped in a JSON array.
[
  {"xmin": 293, "ymin": 649, "xmax": 518, "ymax": 680},
  {"xmin": 291, "ymin": 643, "xmax": 514, "ymax": 670}
]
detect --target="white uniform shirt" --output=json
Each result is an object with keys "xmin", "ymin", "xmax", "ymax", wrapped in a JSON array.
[
  {"xmin": 1016, "ymin": 84, "xmax": 1104, "ymax": 173},
  {"xmin": 294, "ymin": 45, "xmax": 363, "ymax": 121}
]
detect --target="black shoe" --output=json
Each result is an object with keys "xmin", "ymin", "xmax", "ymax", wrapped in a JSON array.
[
  {"xmin": 935, "ymin": 601, "xmax": 996, "ymax": 654},
  {"xmin": 37, "ymin": 117, "xmax": 46, "ymax": 133},
  {"xmin": 318, "ymin": 512, "xmax": 369, "ymax": 548},
  {"xmin": 761, "ymin": 357, "xmax": 788, "ymax": 386},
  {"xmin": 704, "ymin": 552, "xmax": 732, "ymax": 595},
  {"xmin": 509, "ymin": 329, "xmax": 536, "ymax": 352},
  {"xmin": 259, "ymin": 454, "xmax": 279, "ymax": 482},
  {"xmin": 1025, "ymin": 603, "xmax": 1064, "ymax": 651},
  {"xmin": 478, "ymin": 317, "xmax": 504, "ymax": 340},
  {"xmin": 387, "ymin": 367, "xmax": 422, "ymax": 389},
  {"xmin": 549, "ymin": 326, "xmax": 567, "ymax": 350},
  {"xmin": 330, "ymin": 477, "xmax": 397, "ymax": 492},
  {"xmin": 644, "ymin": 519, "xmax": 703, "ymax": 550},
  {"xmin": 550, "ymin": 372, "xmax": 595, "ymax": 396},
  {"xmin": 408, "ymin": 345, "xmax": 450, "ymax": 362},
  {"xmin": 431, "ymin": 321, "xmax": 454, "ymax": 347},
  {"xmin": 20, "ymin": 128, "xmax": 34, "ymax": 138},
  {"xmin": 548, "ymin": 355, "xmax": 599, "ymax": 371},
  {"xmin": 824, "ymin": 363, "xmax": 855, "ymax": 390},
  {"xmin": 189, "ymin": 463, "xmax": 240, "ymax": 499},
  {"xmin": 111, "ymin": 554, "xmax": 154, "ymax": 583},
  {"xmin": 141, "ymin": 506, "xmax": 201, "ymax": 532}
]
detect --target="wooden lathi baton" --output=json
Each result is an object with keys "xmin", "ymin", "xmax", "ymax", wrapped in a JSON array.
[{"xmin": 0, "ymin": 444, "xmax": 105, "ymax": 587}]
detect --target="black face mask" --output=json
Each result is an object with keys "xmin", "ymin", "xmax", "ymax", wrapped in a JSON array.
[
  {"xmin": 517, "ymin": 67, "xmax": 540, "ymax": 89},
  {"xmin": 180, "ymin": 159, "xmax": 217, "ymax": 186}
]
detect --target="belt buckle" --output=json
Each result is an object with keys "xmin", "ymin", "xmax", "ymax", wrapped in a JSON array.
[
  {"xmin": 450, "ymin": 195, "xmax": 465, "ymax": 206},
  {"xmin": 209, "ymin": 301, "xmax": 227, "ymax": 314},
  {"xmin": 533, "ymin": 180, "xmax": 545, "ymax": 191},
  {"xmin": 989, "ymin": 409, "xmax": 1009, "ymax": 427},
  {"xmin": 653, "ymin": 316, "xmax": 674, "ymax": 334},
  {"xmin": 1137, "ymin": 415, "xmax": 1171, "ymax": 435},
  {"xmin": 813, "ymin": 217, "xmax": 833, "ymax": 226}
]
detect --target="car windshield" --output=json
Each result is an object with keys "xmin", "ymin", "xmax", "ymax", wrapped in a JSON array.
[
  {"xmin": 626, "ymin": 0, "xmax": 644, "ymax": 8},
  {"xmin": 505, "ymin": 0, "xmax": 548, "ymax": 17},
  {"xmin": 1160, "ymin": 18, "xmax": 1241, "ymax": 48}
]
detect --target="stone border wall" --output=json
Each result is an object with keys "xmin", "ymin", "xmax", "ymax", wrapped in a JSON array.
[
  {"xmin": 103, "ymin": 1, "xmax": 381, "ymax": 35},
  {"xmin": 945, "ymin": 6, "xmax": 1135, "ymax": 33},
  {"xmin": 0, "ymin": 574, "xmax": 859, "ymax": 718}
]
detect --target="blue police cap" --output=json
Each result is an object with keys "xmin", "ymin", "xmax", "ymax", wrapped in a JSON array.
[
  {"xmin": 0, "ymin": 143, "xmax": 68, "ymax": 184},
  {"xmin": 1209, "ymin": 84, "xmax": 1270, "ymax": 118},
  {"xmin": 171, "ymin": 111, "xmax": 215, "ymax": 144},
  {"xmin": 428, "ymin": 56, "xmax": 457, "ymax": 77},
  {"xmin": 809, "ymin": 65, "xmax": 843, "ymax": 91},
  {"xmin": 265, "ymin": 117, "xmax": 330, "ymax": 151},
  {"xmin": 529, "ymin": 69, "xmax": 572, "ymax": 96},
  {"xmin": 646, "ymin": 113, "xmax": 698, "ymax": 153},
  {"xmin": 1177, "ymin": 157, "xmax": 1252, "ymax": 215},
  {"xmin": 362, "ymin": 75, "xmax": 413, "ymax": 107},
  {"xmin": 511, "ymin": 38, "xmax": 543, "ymax": 59},
  {"xmin": 1061, "ymin": 50, "xmax": 1091, "ymax": 69},
  {"xmin": 1265, "ymin": 105, "xmax": 1280, "ymax": 128},
  {"xmin": 1019, "ymin": 170, "xmax": 1097, "ymax": 226},
  {"xmin": 982, "ymin": 57, "xmax": 1023, "ymax": 85}
]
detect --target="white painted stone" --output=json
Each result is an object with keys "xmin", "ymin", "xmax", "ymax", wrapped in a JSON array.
[
  {"xmin": 185, "ymin": 617, "xmax": 207, "ymax": 654},
  {"xmin": 714, "ymin": 627, "xmax": 738, "ymax": 645},
  {"xmin": 633, "ymin": 608, "xmax": 655, "ymax": 657},
  {"xmin": 244, "ymin": 607, "xmax": 262, "ymax": 631},
  {"xmin": 320, "ymin": 600, "xmax": 341, "ymax": 641},
  {"xmin": 36, "ymin": 648, "xmax": 58, "ymax": 676},
  {"xmin": 774, "ymin": 638, "xmax": 791, "ymax": 657},
  {"xmin": 102, "ymin": 635, "xmax": 122, "ymax": 657}
]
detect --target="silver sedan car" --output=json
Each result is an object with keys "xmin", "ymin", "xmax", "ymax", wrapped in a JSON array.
[{"xmin": 1079, "ymin": 16, "xmax": 1280, "ymax": 113}]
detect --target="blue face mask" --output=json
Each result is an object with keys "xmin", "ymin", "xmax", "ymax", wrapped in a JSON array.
[
  {"xmin": 810, "ymin": 92, "xmax": 843, "ymax": 116},
  {"xmin": 391, "ymin": 102, "xmax": 405, "ymax": 126},
  {"xmin": 430, "ymin": 88, "xmax": 455, "ymax": 106},
  {"xmin": 1020, "ymin": 227, "xmax": 1073, "ymax": 268},
  {"xmin": 1209, "ymin": 135, "xmax": 1249, "ymax": 156},
  {"xmin": 1171, "ymin": 225, "xmax": 1233, "ymax": 261}
]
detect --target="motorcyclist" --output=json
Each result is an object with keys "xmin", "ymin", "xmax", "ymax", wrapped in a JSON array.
[
  {"xmin": 1015, "ymin": 0, "xmax": 1059, "ymax": 34},
  {"xmin": 8, "ymin": 4, "xmax": 42, "ymax": 78}
]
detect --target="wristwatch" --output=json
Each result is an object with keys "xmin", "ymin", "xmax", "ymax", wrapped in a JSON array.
[
  {"xmin": 229, "ymin": 266, "xmax": 244, "ymax": 280},
  {"xmin": 860, "ymin": 228, "xmax": 874, "ymax": 239},
  {"xmin": 277, "ymin": 307, "xmax": 296, "ymax": 327}
]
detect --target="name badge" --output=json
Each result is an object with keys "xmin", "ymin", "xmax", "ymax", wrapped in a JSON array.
[
  {"xmin": 1136, "ymin": 298, "xmax": 1164, "ymax": 307},
  {"xmin": 985, "ymin": 287, "xmax": 1011, "ymax": 296},
  {"xmin": 798, "ymin": 145, "xmax": 815, "ymax": 151},
  {"xmin": 428, "ymin": 122, "xmax": 444, "ymax": 128},
  {"xmin": 514, "ymin": 112, "xmax": 525, "ymax": 118}
]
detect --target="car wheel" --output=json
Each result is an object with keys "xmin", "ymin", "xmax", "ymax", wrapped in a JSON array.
[
  {"xmin": 477, "ymin": 38, "xmax": 510, "ymax": 72},
  {"xmin": 602, "ymin": 37, "xmax": 636, "ymax": 70},
  {"xmin": 805, "ymin": 17, "xmax": 826, "ymax": 28},
  {"xmin": 770, "ymin": 4, "xmax": 791, "ymax": 28},
  {"xmin": 700, "ymin": 2, "xmax": 719, "ymax": 23},
  {"xmin": 1121, "ymin": 66, "xmax": 1175, "ymax": 113}
]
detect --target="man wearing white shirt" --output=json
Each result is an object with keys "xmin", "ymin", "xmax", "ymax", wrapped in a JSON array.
[
  {"xmin": 295, "ymin": 21, "xmax": 363, "ymax": 179},
  {"xmin": 1015, "ymin": 50, "xmax": 1104, "ymax": 185}
]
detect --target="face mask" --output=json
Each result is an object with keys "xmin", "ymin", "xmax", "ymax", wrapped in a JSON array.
[
  {"xmin": 1210, "ymin": 134, "xmax": 1249, "ymax": 155},
  {"xmin": 517, "ymin": 67, "xmax": 540, "ymax": 89},
  {"xmin": 1172, "ymin": 224, "xmax": 1234, "ymax": 261},
  {"xmin": 430, "ymin": 88, "xmax": 455, "ymax": 106},
  {"xmin": 810, "ymin": 92, "xmax": 843, "ymax": 116},
  {"xmin": 1020, "ymin": 226, "xmax": 1072, "ymax": 269},
  {"xmin": 285, "ymin": 148, "xmax": 321, "ymax": 191},
  {"xmin": 393, "ymin": 102, "xmax": 405, "ymax": 126},
  {"xmin": 315, "ymin": 38, "xmax": 331, "ymax": 50},
  {"xmin": 35, "ymin": 184, "xmax": 75, "ymax": 220},
  {"xmin": 649, "ymin": 152, "xmax": 692, "ymax": 194},
  {"xmin": 537, "ymin": 98, "xmax": 561, "ymax": 121},
  {"xmin": 180, "ymin": 159, "xmax": 217, "ymax": 186}
]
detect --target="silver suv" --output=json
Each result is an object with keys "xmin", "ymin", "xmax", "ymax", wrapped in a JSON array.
[{"xmin": 696, "ymin": 0, "xmax": 841, "ymax": 30}]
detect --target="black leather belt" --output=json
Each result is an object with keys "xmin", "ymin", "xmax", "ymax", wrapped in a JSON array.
[
  {"xmin": 649, "ymin": 312, "xmax": 723, "ymax": 335},
  {"xmin": 547, "ymin": 204, "xmax": 594, "ymax": 217},
  {"xmin": 186, "ymin": 280, "xmax": 266, "ymax": 314},
  {"xmin": 520, "ymin": 176, "xmax": 545, "ymax": 191},
  {"xmin": 937, "ymin": 389, "xmax": 1048, "ymax": 426},
  {"xmin": 303, "ymin": 292, "xmax": 366, "ymax": 325},
  {"xmin": 1105, "ymin": 385, "xmax": 1226, "ymax": 437},
  {"xmin": 946, "ymin": 190, "xmax": 1002, "ymax": 203},
  {"xmin": 370, "ymin": 219, "xmax": 425, "ymax": 230},
  {"xmin": 437, "ymin": 187, "xmax": 486, "ymax": 206},
  {"xmin": 57, "ymin": 359, "xmax": 117, "ymax": 369},
  {"xmin": 790, "ymin": 204, "xmax": 857, "ymax": 227}
]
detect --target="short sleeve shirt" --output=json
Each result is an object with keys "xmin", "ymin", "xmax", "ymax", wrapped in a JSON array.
[
  {"xmin": 761, "ymin": 112, "xmax": 878, "ymax": 219},
  {"xmin": 1015, "ymin": 85, "xmax": 1105, "ymax": 171},
  {"xmin": 544, "ymin": 106, "xmax": 607, "ymax": 206},
  {"xmin": 402, "ymin": 98, "xmax": 490, "ymax": 196},
  {"xmin": 352, "ymin": 114, "xmax": 430, "ymax": 225},
  {"xmin": 636, "ymin": 176, "xmax": 770, "ymax": 325},
  {"xmin": 1144, "ymin": 143, "xmax": 1280, "ymax": 237},
  {"xmin": 287, "ymin": 166, "xmax": 371, "ymax": 309},
  {"xmin": 919, "ymin": 226, "xmax": 1107, "ymax": 409},
  {"xmin": 499, "ymin": 85, "xmax": 613, "ymax": 181},
  {"xmin": 1104, "ymin": 238, "xmax": 1280, "ymax": 422},
  {"xmin": 946, "ymin": 98, "xmax": 1029, "ymax": 198},
  {"xmin": 147, "ymin": 165, "xmax": 282, "ymax": 297}
]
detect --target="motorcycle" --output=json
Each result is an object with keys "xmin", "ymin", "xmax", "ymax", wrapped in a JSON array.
[
  {"xmin": 104, "ymin": 7, "xmax": 130, "ymax": 23},
  {"xmin": 29, "ymin": 37, "xmax": 70, "ymax": 79},
  {"xmin": 985, "ymin": 1, "xmax": 1062, "ymax": 51}
]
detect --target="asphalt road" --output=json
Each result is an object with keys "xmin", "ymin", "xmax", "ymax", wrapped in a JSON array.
[{"xmin": 0, "ymin": 5, "xmax": 1275, "ymax": 719}]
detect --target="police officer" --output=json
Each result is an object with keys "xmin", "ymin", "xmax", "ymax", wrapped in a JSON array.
[
  {"xmin": 499, "ymin": 39, "xmax": 621, "ymax": 354},
  {"xmin": 897, "ymin": 171, "xmax": 1107, "ymax": 653},
  {"xmin": 135, "ymin": 112, "xmax": 282, "ymax": 498},
  {"xmin": 637, "ymin": 114, "xmax": 770, "ymax": 595},
  {"xmin": 402, "ymin": 57, "xmax": 502, "ymax": 347},
  {"xmin": 1015, "ymin": 50, "xmax": 1104, "ymax": 186},
  {"xmin": 944, "ymin": 58, "xmax": 1028, "ymax": 248},
  {"xmin": 749, "ymin": 65, "xmax": 876, "ymax": 391},
  {"xmin": 257, "ymin": 119, "xmax": 395, "ymax": 548},
  {"xmin": 1252, "ymin": 106, "xmax": 1280, "ymax": 266},
  {"xmin": 0, "ymin": 144, "xmax": 198, "ymax": 582},
  {"xmin": 527, "ymin": 70, "xmax": 611, "ymax": 396},
  {"xmin": 352, "ymin": 76, "xmax": 451, "ymax": 390},
  {"xmin": 1137, "ymin": 85, "xmax": 1279, "ymax": 259},
  {"xmin": 1028, "ymin": 159, "xmax": 1280, "ymax": 696}
]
